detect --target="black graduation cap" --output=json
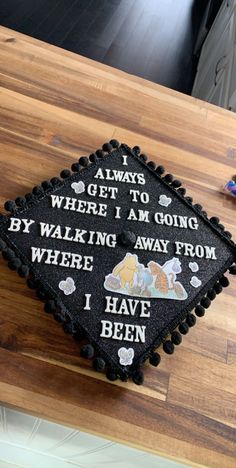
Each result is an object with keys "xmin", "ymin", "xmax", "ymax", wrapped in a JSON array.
[{"xmin": 0, "ymin": 140, "xmax": 235, "ymax": 385}]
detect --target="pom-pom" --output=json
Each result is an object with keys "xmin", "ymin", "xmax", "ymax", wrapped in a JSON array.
[
  {"xmin": 207, "ymin": 289, "xmax": 216, "ymax": 300},
  {"xmin": 132, "ymin": 145, "xmax": 140, "ymax": 154},
  {"xmin": 25, "ymin": 193, "xmax": 34, "ymax": 202},
  {"xmin": 163, "ymin": 173, "xmax": 173, "ymax": 183},
  {"xmin": 163, "ymin": 340, "xmax": 174, "ymax": 354},
  {"xmin": 171, "ymin": 331, "xmax": 182, "ymax": 345},
  {"xmin": 18, "ymin": 264, "xmax": 29, "ymax": 278},
  {"xmin": 4, "ymin": 200, "xmax": 16, "ymax": 212},
  {"xmin": 147, "ymin": 161, "xmax": 156, "ymax": 170},
  {"xmin": 210, "ymin": 216, "xmax": 219, "ymax": 225},
  {"xmin": 60, "ymin": 169, "xmax": 71, "ymax": 179},
  {"xmin": 185, "ymin": 196, "xmax": 193, "ymax": 204},
  {"xmin": 177, "ymin": 187, "xmax": 186, "ymax": 196},
  {"xmin": 186, "ymin": 313, "xmax": 196, "ymax": 327},
  {"xmin": 8, "ymin": 258, "xmax": 21, "ymax": 270},
  {"xmin": 106, "ymin": 369, "xmax": 118, "ymax": 381},
  {"xmin": 224, "ymin": 231, "xmax": 232, "ymax": 239},
  {"xmin": 96, "ymin": 149, "xmax": 105, "ymax": 159},
  {"xmin": 32, "ymin": 186, "xmax": 44, "ymax": 196},
  {"xmin": 44, "ymin": 300, "xmax": 56, "ymax": 314},
  {"xmin": 194, "ymin": 203, "xmax": 202, "ymax": 211},
  {"xmin": 0, "ymin": 239, "xmax": 6, "ymax": 251},
  {"xmin": 132, "ymin": 369, "xmax": 144, "ymax": 385},
  {"xmin": 195, "ymin": 305, "xmax": 205, "ymax": 317},
  {"xmin": 179, "ymin": 322, "xmax": 189, "ymax": 335},
  {"xmin": 41, "ymin": 180, "xmax": 52, "ymax": 191},
  {"xmin": 80, "ymin": 344, "xmax": 94, "ymax": 359},
  {"xmin": 229, "ymin": 265, "xmax": 236, "ymax": 275},
  {"xmin": 117, "ymin": 230, "xmax": 136, "ymax": 247},
  {"xmin": 172, "ymin": 179, "xmax": 182, "ymax": 188},
  {"xmin": 51, "ymin": 177, "xmax": 62, "ymax": 186},
  {"xmin": 53, "ymin": 311, "xmax": 65, "ymax": 323},
  {"xmin": 155, "ymin": 165, "xmax": 165, "ymax": 175},
  {"xmin": 218, "ymin": 223, "xmax": 225, "ymax": 230},
  {"xmin": 201, "ymin": 296, "xmax": 211, "ymax": 308},
  {"xmin": 214, "ymin": 282, "xmax": 223, "ymax": 294},
  {"xmin": 2, "ymin": 248, "xmax": 15, "ymax": 261},
  {"xmin": 219, "ymin": 275, "xmax": 229, "ymax": 287},
  {"xmin": 79, "ymin": 156, "xmax": 89, "ymax": 167},
  {"xmin": 89, "ymin": 153, "xmax": 98, "ymax": 163},
  {"xmin": 93, "ymin": 357, "xmax": 106, "ymax": 372},
  {"xmin": 37, "ymin": 288, "xmax": 47, "ymax": 300},
  {"xmin": 71, "ymin": 162, "xmax": 81, "ymax": 172},
  {"xmin": 201, "ymin": 210, "xmax": 207, "ymax": 217},
  {"xmin": 140, "ymin": 153, "xmax": 148, "ymax": 162},
  {"xmin": 149, "ymin": 352, "xmax": 161, "ymax": 366},
  {"xmin": 15, "ymin": 196, "xmax": 26, "ymax": 207},
  {"xmin": 27, "ymin": 278, "xmax": 38, "ymax": 289},
  {"xmin": 102, "ymin": 142, "xmax": 113, "ymax": 152},
  {"xmin": 110, "ymin": 139, "xmax": 120, "ymax": 148},
  {"xmin": 63, "ymin": 321, "xmax": 75, "ymax": 334}
]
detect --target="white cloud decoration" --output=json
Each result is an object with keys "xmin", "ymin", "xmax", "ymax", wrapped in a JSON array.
[
  {"xmin": 158, "ymin": 194, "xmax": 172, "ymax": 207},
  {"xmin": 189, "ymin": 262, "xmax": 199, "ymax": 273},
  {"xmin": 118, "ymin": 347, "xmax": 134, "ymax": 366},
  {"xmin": 190, "ymin": 276, "xmax": 202, "ymax": 288},
  {"xmin": 71, "ymin": 181, "xmax": 85, "ymax": 194},
  {"xmin": 59, "ymin": 277, "xmax": 76, "ymax": 295}
]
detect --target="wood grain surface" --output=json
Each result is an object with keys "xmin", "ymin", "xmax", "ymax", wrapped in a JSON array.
[{"xmin": 0, "ymin": 26, "xmax": 236, "ymax": 468}]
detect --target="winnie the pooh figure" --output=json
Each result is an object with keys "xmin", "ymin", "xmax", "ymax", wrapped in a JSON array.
[{"xmin": 112, "ymin": 253, "xmax": 139, "ymax": 290}]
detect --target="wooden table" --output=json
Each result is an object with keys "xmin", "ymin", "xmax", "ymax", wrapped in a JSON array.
[{"xmin": 0, "ymin": 26, "xmax": 236, "ymax": 468}]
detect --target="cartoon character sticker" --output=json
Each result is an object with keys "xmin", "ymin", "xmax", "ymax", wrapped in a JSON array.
[{"xmin": 104, "ymin": 254, "xmax": 188, "ymax": 300}]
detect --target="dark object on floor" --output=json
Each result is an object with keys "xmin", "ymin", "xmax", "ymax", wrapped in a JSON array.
[{"xmin": 0, "ymin": 0, "xmax": 214, "ymax": 95}]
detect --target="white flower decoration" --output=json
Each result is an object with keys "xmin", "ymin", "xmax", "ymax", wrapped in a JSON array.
[
  {"xmin": 71, "ymin": 181, "xmax": 85, "ymax": 194},
  {"xmin": 190, "ymin": 276, "xmax": 202, "ymax": 288},
  {"xmin": 118, "ymin": 347, "xmax": 134, "ymax": 366},
  {"xmin": 158, "ymin": 194, "xmax": 172, "ymax": 207},
  {"xmin": 189, "ymin": 262, "xmax": 199, "ymax": 273},
  {"xmin": 59, "ymin": 277, "xmax": 76, "ymax": 295}
]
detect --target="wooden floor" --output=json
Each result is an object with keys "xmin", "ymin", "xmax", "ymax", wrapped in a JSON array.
[{"xmin": 0, "ymin": 0, "xmax": 208, "ymax": 94}]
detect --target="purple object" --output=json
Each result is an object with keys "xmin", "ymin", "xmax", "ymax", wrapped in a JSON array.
[{"xmin": 224, "ymin": 180, "xmax": 236, "ymax": 196}]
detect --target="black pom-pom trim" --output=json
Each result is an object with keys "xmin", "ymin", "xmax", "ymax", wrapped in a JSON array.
[
  {"xmin": 63, "ymin": 321, "xmax": 75, "ymax": 334},
  {"xmin": 0, "ymin": 239, "xmax": 6, "ymax": 251},
  {"xmin": 186, "ymin": 313, "xmax": 196, "ymax": 327},
  {"xmin": 51, "ymin": 177, "xmax": 62, "ymax": 186},
  {"xmin": 147, "ymin": 161, "xmax": 156, "ymax": 170},
  {"xmin": 179, "ymin": 322, "xmax": 189, "ymax": 335},
  {"xmin": 4, "ymin": 200, "xmax": 16, "ymax": 213},
  {"xmin": 102, "ymin": 142, "xmax": 113, "ymax": 153},
  {"xmin": 71, "ymin": 162, "xmax": 81, "ymax": 172},
  {"xmin": 163, "ymin": 173, "xmax": 173, "ymax": 183},
  {"xmin": 207, "ymin": 289, "xmax": 216, "ymax": 300},
  {"xmin": 37, "ymin": 288, "xmax": 47, "ymax": 301},
  {"xmin": 8, "ymin": 258, "xmax": 21, "ymax": 270},
  {"xmin": 149, "ymin": 352, "xmax": 161, "ymax": 366},
  {"xmin": 218, "ymin": 223, "xmax": 225, "ymax": 230},
  {"xmin": 110, "ymin": 139, "xmax": 120, "ymax": 148},
  {"xmin": 194, "ymin": 204, "xmax": 202, "ymax": 211},
  {"xmin": 132, "ymin": 369, "xmax": 144, "ymax": 385},
  {"xmin": 96, "ymin": 149, "xmax": 105, "ymax": 159},
  {"xmin": 2, "ymin": 248, "xmax": 15, "ymax": 261},
  {"xmin": 140, "ymin": 153, "xmax": 148, "ymax": 162},
  {"xmin": 15, "ymin": 196, "xmax": 26, "ymax": 207},
  {"xmin": 18, "ymin": 264, "xmax": 30, "ymax": 278},
  {"xmin": 80, "ymin": 344, "xmax": 94, "ymax": 359},
  {"xmin": 89, "ymin": 153, "xmax": 98, "ymax": 163},
  {"xmin": 25, "ymin": 193, "xmax": 34, "ymax": 202},
  {"xmin": 44, "ymin": 300, "xmax": 56, "ymax": 314},
  {"xmin": 224, "ymin": 231, "xmax": 232, "ymax": 239},
  {"xmin": 219, "ymin": 275, "xmax": 230, "ymax": 287},
  {"xmin": 93, "ymin": 357, "xmax": 106, "ymax": 372},
  {"xmin": 185, "ymin": 196, "xmax": 193, "ymax": 204},
  {"xmin": 171, "ymin": 331, "xmax": 182, "ymax": 345},
  {"xmin": 229, "ymin": 265, "xmax": 236, "ymax": 275},
  {"xmin": 79, "ymin": 156, "xmax": 89, "ymax": 167},
  {"xmin": 41, "ymin": 180, "xmax": 52, "ymax": 191},
  {"xmin": 172, "ymin": 179, "xmax": 182, "ymax": 188},
  {"xmin": 177, "ymin": 187, "xmax": 186, "ymax": 196},
  {"xmin": 195, "ymin": 305, "xmax": 205, "ymax": 317},
  {"xmin": 210, "ymin": 216, "xmax": 219, "ymax": 225},
  {"xmin": 32, "ymin": 186, "xmax": 44, "ymax": 197},
  {"xmin": 155, "ymin": 165, "xmax": 165, "ymax": 175},
  {"xmin": 106, "ymin": 369, "xmax": 118, "ymax": 381},
  {"xmin": 53, "ymin": 311, "xmax": 65, "ymax": 323},
  {"xmin": 27, "ymin": 277, "xmax": 38, "ymax": 289},
  {"xmin": 200, "ymin": 297, "xmax": 211, "ymax": 309},
  {"xmin": 132, "ymin": 145, "xmax": 141, "ymax": 154},
  {"xmin": 60, "ymin": 169, "xmax": 71, "ymax": 179},
  {"xmin": 214, "ymin": 282, "xmax": 223, "ymax": 294},
  {"xmin": 163, "ymin": 340, "xmax": 174, "ymax": 354}
]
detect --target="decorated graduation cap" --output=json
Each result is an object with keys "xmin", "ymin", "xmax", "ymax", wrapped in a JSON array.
[{"xmin": 0, "ymin": 141, "xmax": 236, "ymax": 385}]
